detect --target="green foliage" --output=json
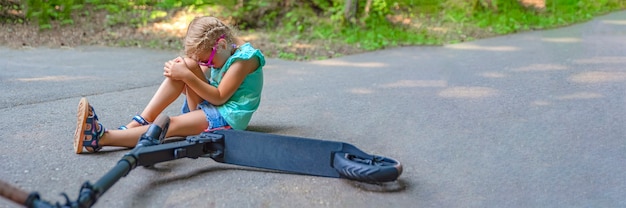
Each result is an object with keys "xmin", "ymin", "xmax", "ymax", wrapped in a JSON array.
[
  {"xmin": 279, "ymin": 0, "xmax": 625, "ymax": 59},
  {"xmin": 10, "ymin": 0, "xmax": 626, "ymax": 60},
  {"xmin": 443, "ymin": 0, "xmax": 626, "ymax": 34},
  {"xmin": 25, "ymin": 0, "xmax": 83, "ymax": 29},
  {"xmin": 282, "ymin": 7, "xmax": 317, "ymax": 33},
  {"xmin": 225, "ymin": 0, "xmax": 279, "ymax": 29},
  {"xmin": 341, "ymin": 17, "xmax": 438, "ymax": 50},
  {"xmin": 370, "ymin": 0, "xmax": 391, "ymax": 18},
  {"xmin": 22, "ymin": 0, "xmax": 206, "ymax": 29},
  {"xmin": 278, "ymin": 51, "xmax": 297, "ymax": 60},
  {"xmin": 1, "ymin": 0, "xmax": 25, "ymax": 23},
  {"xmin": 86, "ymin": 0, "xmax": 204, "ymax": 27}
]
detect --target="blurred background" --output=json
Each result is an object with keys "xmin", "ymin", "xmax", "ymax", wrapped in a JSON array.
[{"xmin": 1, "ymin": 0, "xmax": 624, "ymax": 60}]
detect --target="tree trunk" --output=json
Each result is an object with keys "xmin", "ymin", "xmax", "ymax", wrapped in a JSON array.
[{"xmin": 344, "ymin": 0, "xmax": 358, "ymax": 23}]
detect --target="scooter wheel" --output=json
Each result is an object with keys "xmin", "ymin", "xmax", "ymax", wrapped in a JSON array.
[{"xmin": 333, "ymin": 152, "xmax": 402, "ymax": 183}]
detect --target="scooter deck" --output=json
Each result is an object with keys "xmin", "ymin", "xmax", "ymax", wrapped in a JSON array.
[{"xmin": 213, "ymin": 130, "xmax": 370, "ymax": 178}]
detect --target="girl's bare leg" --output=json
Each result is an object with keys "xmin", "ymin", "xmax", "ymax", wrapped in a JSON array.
[
  {"xmin": 125, "ymin": 62, "xmax": 207, "ymax": 128},
  {"xmin": 183, "ymin": 65, "xmax": 207, "ymax": 111},
  {"xmin": 101, "ymin": 110, "xmax": 209, "ymax": 147},
  {"xmin": 124, "ymin": 78, "xmax": 185, "ymax": 128}
]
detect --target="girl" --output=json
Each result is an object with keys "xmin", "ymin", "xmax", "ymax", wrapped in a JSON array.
[{"xmin": 74, "ymin": 16, "xmax": 265, "ymax": 153}]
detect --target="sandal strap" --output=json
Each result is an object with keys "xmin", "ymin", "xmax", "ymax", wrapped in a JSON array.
[
  {"xmin": 90, "ymin": 106, "xmax": 99, "ymax": 121},
  {"xmin": 83, "ymin": 123, "xmax": 105, "ymax": 152},
  {"xmin": 133, "ymin": 115, "xmax": 150, "ymax": 126},
  {"xmin": 83, "ymin": 105, "xmax": 105, "ymax": 152},
  {"xmin": 118, "ymin": 115, "xmax": 149, "ymax": 130}
]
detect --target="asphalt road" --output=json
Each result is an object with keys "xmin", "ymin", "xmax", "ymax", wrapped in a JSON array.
[{"xmin": 1, "ymin": 11, "xmax": 625, "ymax": 208}]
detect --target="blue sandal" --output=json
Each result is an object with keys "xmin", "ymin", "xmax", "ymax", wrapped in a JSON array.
[
  {"xmin": 73, "ymin": 98, "xmax": 106, "ymax": 154},
  {"xmin": 118, "ymin": 115, "xmax": 150, "ymax": 130}
]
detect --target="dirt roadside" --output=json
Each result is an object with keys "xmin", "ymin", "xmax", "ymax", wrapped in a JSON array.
[{"xmin": 0, "ymin": 9, "xmax": 367, "ymax": 61}]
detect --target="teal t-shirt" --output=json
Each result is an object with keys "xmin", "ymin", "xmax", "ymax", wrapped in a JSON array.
[{"xmin": 208, "ymin": 42, "xmax": 265, "ymax": 130}]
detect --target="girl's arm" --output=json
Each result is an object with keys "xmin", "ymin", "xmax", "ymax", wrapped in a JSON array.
[{"xmin": 166, "ymin": 57, "xmax": 259, "ymax": 105}]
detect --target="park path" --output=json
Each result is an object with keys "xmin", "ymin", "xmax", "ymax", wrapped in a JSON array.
[{"xmin": 0, "ymin": 11, "xmax": 625, "ymax": 208}]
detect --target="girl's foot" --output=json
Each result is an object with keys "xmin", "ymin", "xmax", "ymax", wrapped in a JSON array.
[{"xmin": 73, "ymin": 98, "xmax": 106, "ymax": 154}]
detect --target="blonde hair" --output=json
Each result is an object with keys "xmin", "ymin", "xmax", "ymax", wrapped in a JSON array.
[{"xmin": 184, "ymin": 16, "xmax": 235, "ymax": 58}]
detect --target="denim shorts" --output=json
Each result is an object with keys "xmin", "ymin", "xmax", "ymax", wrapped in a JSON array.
[{"xmin": 181, "ymin": 100, "xmax": 231, "ymax": 131}]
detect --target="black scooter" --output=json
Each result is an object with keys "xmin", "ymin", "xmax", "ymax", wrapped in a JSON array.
[{"xmin": 0, "ymin": 115, "xmax": 402, "ymax": 208}]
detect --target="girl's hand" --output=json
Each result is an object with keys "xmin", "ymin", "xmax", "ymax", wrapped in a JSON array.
[
  {"xmin": 164, "ymin": 58, "xmax": 180, "ymax": 68},
  {"xmin": 164, "ymin": 57, "xmax": 193, "ymax": 81}
]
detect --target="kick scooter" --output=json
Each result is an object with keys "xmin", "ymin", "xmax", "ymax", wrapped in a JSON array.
[{"xmin": 0, "ymin": 115, "xmax": 402, "ymax": 207}]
